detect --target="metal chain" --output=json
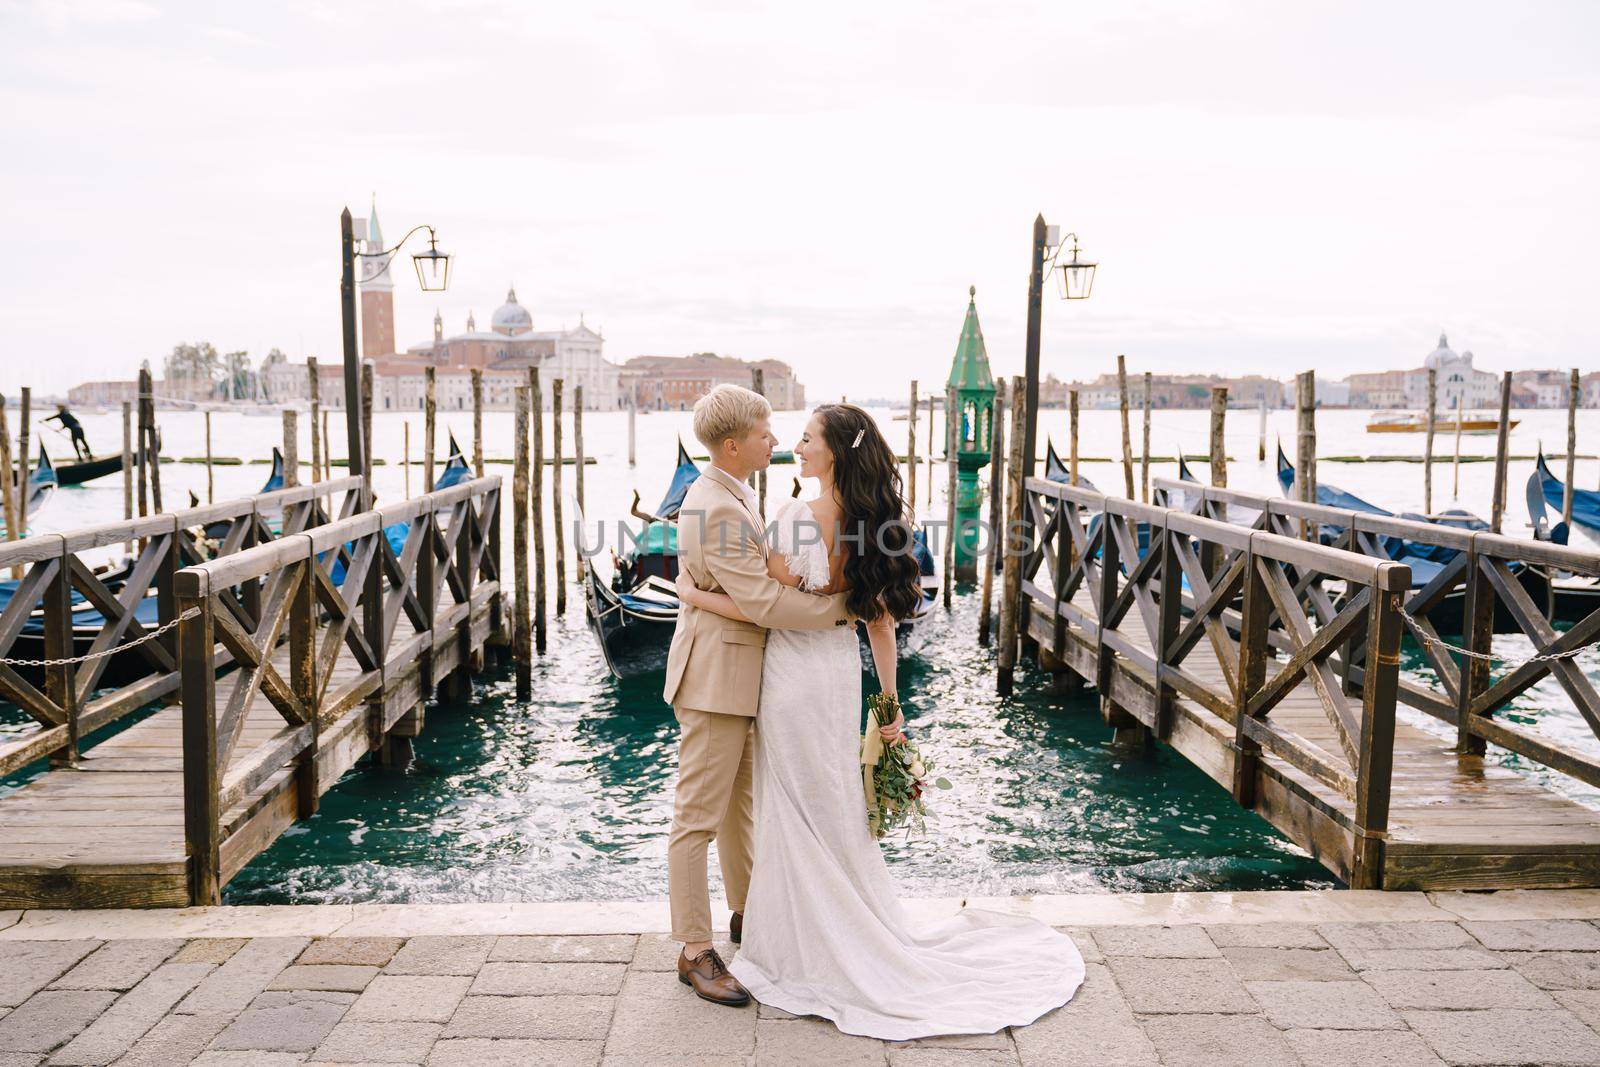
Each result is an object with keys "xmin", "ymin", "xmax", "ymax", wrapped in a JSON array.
[
  {"xmin": 0, "ymin": 607, "xmax": 201, "ymax": 668},
  {"xmin": 1399, "ymin": 605, "xmax": 1597, "ymax": 665}
]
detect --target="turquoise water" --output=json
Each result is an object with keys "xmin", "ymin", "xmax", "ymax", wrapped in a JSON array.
[{"xmin": 224, "ymin": 591, "xmax": 1334, "ymax": 904}]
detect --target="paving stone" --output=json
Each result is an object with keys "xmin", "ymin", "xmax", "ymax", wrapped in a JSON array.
[
  {"xmin": 383, "ymin": 938, "xmax": 494, "ymax": 977},
  {"xmin": 0, "ymin": 991, "xmax": 115, "ymax": 1054},
  {"xmin": 1502, "ymin": 950, "xmax": 1600, "ymax": 990},
  {"xmin": 1203, "ymin": 923, "xmax": 1328, "ymax": 949},
  {"xmin": 890, "ymin": 1030, "xmax": 1011, "ymax": 1051},
  {"xmin": 1137, "ymin": 1013, "xmax": 1296, "ymax": 1067},
  {"xmin": 1462, "ymin": 919, "xmax": 1600, "ymax": 952},
  {"xmin": 110, "ymin": 1011, "xmax": 234, "ymax": 1067},
  {"xmin": 46, "ymin": 962, "xmax": 211, "ymax": 1065},
  {"xmin": 1552, "ymin": 988, "xmax": 1600, "ymax": 1030},
  {"xmin": 191, "ymin": 1053, "xmax": 305, "ymax": 1066},
  {"xmin": 427, "ymin": 1038, "xmax": 602, "ymax": 1066},
  {"xmin": 1334, "ymin": 947, "xmax": 1506, "ymax": 972},
  {"xmin": 0, "ymin": 1055, "xmax": 41, "ymax": 1066},
  {"xmin": 603, "ymin": 971, "xmax": 754, "ymax": 1058},
  {"xmin": 1400, "ymin": 1007, "xmax": 1600, "ymax": 1066},
  {"xmin": 347, "ymin": 975, "xmax": 471, "ymax": 1023},
  {"xmin": 1090, "ymin": 926, "xmax": 1219, "ymax": 958},
  {"xmin": 630, "ymin": 933, "xmax": 737, "ymax": 972},
  {"xmin": 441, "ymin": 995, "xmax": 612, "ymax": 1040},
  {"xmin": 885, "ymin": 1052, "xmax": 1017, "ymax": 1066},
  {"xmin": 0, "ymin": 944, "xmax": 100, "ymax": 1008},
  {"xmin": 313, "ymin": 1020, "xmax": 440, "ymax": 1063},
  {"xmin": 177, "ymin": 937, "xmax": 310, "ymax": 1015},
  {"xmin": 298, "ymin": 939, "xmax": 405, "ymax": 967},
  {"xmin": 1364, "ymin": 968, "xmax": 1554, "ymax": 1010},
  {"xmin": 1283, "ymin": 1028, "xmax": 1445, "ymax": 1066},
  {"xmin": 1011, "ymin": 962, "xmax": 1158, "ymax": 1067},
  {"xmin": 469, "ymin": 962, "xmax": 626, "ymax": 996},
  {"xmin": 268, "ymin": 965, "xmax": 380, "ymax": 992},
  {"xmin": 171, "ymin": 940, "xmax": 247, "ymax": 965},
  {"xmin": 1055, "ymin": 928, "xmax": 1103, "ymax": 964},
  {"xmin": 1220, "ymin": 946, "xmax": 1354, "ymax": 982},
  {"xmin": 49, "ymin": 941, "xmax": 182, "ymax": 992},
  {"xmin": 489, "ymin": 935, "xmax": 636, "ymax": 963},
  {"xmin": 208, "ymin": 989, "xmax": 355, "ymax": 1053},
  {"xmin": 756, "ymin": 1017, "xmax": 888, "ymax": 1064},
  {"xmin": 1246, "ymin": 980, "xmax": 1403, "ymax": 1030},
  {"xmin": 1317, "ymin": 922, "xmax": 1473, "ymax": 953},
  {"xmin": 1102, "ymin": 957, "xmax": 1256, "ymax": 1014}
]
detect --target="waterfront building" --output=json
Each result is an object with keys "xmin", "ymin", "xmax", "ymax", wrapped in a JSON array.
[
  {"xmin": 619, "ymin": 354, "xmax": 805, "ymax": 411},
  {"xmin": 1585, "ymin": 372, "xmax": 1600, "ymax": 408},
  {"xmin": 1345, "ymin": 333, "xmax": 1497, "ymax": 409}
]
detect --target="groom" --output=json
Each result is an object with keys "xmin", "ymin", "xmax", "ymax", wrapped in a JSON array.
[{"xmin": 663, "ymin": 384, "xmax": 851, "ymax": 1006}]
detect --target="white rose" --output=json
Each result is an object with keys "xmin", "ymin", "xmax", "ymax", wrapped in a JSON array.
[{"xmin": 909, "ymin": 760, "xmax": 926, "ymax": 779}]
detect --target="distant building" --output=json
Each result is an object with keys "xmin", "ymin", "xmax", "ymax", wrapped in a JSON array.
[
  {"xmin": 1511, "ymin": 369, "xmax": 1575, "ymax": 409},
  {"xmin": 67, "ymin": 380, "xmax": 139, "ymax": 407},
  {"xmin": 1345, "ymin": 334, "xmax": 1497, "ymax": 410},
  {"xmin": 619, "ymin": 354, "xmax": 805, "ymax": 411},
  {"xmin": 1584, "ymin": 372, "xmax": 1600, "ymax": 408}
]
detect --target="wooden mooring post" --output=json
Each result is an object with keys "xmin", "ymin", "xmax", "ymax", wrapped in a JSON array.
[
  {"xmin": 282, "ymin": 409, "xmax": 299, "ymax": 488},
  {"xmin": 575, "ymin": 385, "xmax": 586, "ymax": 579},
  {"xmin": 1423, "ymin": 367, "xmax": 1437, "ymax": 515},
  {"xmin": 943, "ymin": 385, "xmax": 956, "ymax": 609},
  {"xmin": 425, "ymin": 366, "xmax": 437, "ymax": 493},
  {"xmin": 1491, "ymin": 370, "xmax": 1513, "ymax": 533},
  {"xmin": 16, "ymin": 387, "xmax": 30, "ymax": 537},
  {"xmin": 925, "ymin": 395, "xmax": 935, "ymax": 507},
  {"xmin": 996, "ymin": 376, "xmax": 1026, "ymax": 695},
  {"xmin": 1116, "ymin": 356, "xmax": 1134, "ymax": 499},
  {"xmin": 121, "ymin": 400, "xmax": 133, "ymax": 549},
  {"xmin": 1452, "ymin": 393, "xmax": 1464, "ymax": 500},
  {"xmin": 308, "ymin": 358, "xmax": 322, "ymax": 484},
  {"xmin": 1069, "ymin": 390, "xmax": 1080, "ymax": 486},
  {"xmin": 552, "ymin": 378, "xmax": 566, "ymax": 616},
  {"xmin": 513, "ymin": 385, "xmax": 533, "ymax": 697},
  {"xmin": 530, "ymin": 368, "xmax": 548, "ymax": 652},
  {"xmin": 1258, "ymin": 396, "xmax": 1268, "ymax": 462},
  {"xmin": 1295, "ymin": 371, "xmax": 1316, "ymax": 541},
  {"xmin": 471, "ymin": 367, "xmax": 485, "ymax": 478},
  {"xmin": 1141, "ymin": 371, "xmax": 1153, "ymax": 502},
  {"xmin": 322, "ymin": 410, "xmax": 332, "ymax": 481},
  {"xmin": 906, "ymin": 380, "xmax": 918, "ymax": 516},
  {"xmin": 204, "ymin": 412, "xmax": 214, "ymax": 503},
  {"xmin": 978, "ymin": 380, "xmax": 1005, "ymax": 645},
  {"xmin": 0, "ymin": 397, "xmax": 16, "ymax": 574},
  {"xmin": 1209, "ymin": 386, "xmax": 1228, "ymax": 488},
  {"xmin": 403, "ymin": 423, "xmax": 411, "ymax": 498},
  {"xmin": 1566, "ymin": 368, "xmax": 1580, "ymax": 531},
  {"xmin": 361, "ymin": 362, "xmax": 374, "ymax": 491}
]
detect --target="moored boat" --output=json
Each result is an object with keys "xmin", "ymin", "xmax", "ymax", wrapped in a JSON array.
[
  {"xmin": 1, "ymin": 448, "xmax": 58, "ymax": 538},
  {"xmin": 56, "ymin": 453, "xmax": 124, "ymax": 487}
]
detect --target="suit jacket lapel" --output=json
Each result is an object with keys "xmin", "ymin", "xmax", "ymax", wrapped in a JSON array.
[{"xmin": 703, "ymin": 465, "xmax": 764, "ymax": 542}]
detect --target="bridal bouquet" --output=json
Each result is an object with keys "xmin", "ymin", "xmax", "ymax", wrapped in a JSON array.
[{"xmin": 862, "ymin": 692, "xmax": 951, "ymax": 839}]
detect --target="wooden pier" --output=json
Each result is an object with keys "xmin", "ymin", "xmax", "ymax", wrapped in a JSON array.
[
  {"xmin": 0, "ymin": 474, "xmax": 504, "ymax": 908},
  {"xmin": 1016, "ymin": 473, "xmax": 1600, "ymax": 891}
]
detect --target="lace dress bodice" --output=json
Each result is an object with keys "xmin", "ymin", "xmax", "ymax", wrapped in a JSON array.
[{"xmin": 770, "ymin": 497, "xmax": 833, "ymax": 594}]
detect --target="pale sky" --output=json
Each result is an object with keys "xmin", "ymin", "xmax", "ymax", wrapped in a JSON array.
[{"xmin": 3, "ymin": 0, "xmax": 1596, "ymax": 398}]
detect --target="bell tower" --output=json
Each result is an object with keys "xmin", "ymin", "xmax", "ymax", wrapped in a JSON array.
[{"xmin": 359, "ymin": 196, "xmax": 396, "ymax": 359}]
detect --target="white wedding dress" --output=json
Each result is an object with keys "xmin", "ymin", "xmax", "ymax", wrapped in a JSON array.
[{"xmin": 727, "ymin": 498, "xmax": 1085, "ymax": 1040}]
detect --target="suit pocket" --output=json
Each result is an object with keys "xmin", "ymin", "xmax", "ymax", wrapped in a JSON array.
[{"xmin": 721, "ymin": 629, "xmax": 767, "ymax": 648}]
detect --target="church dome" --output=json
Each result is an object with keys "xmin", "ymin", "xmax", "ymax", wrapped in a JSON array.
[
  {"xmin": 1424, "ymin": 332, "xmax": 1458, "ymax": 370},
  {"xmin": 491, "ymin": 287, "xmax": 533, "ymax": 335}
]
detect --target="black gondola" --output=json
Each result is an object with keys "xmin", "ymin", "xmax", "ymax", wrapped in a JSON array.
[
  {"xmin": 1, "ymin": 447, "xmax": 57, "ymax": 538},
  {"xmin": 56, "ymin": 453, "xmax": 125, "ymax": 487}
]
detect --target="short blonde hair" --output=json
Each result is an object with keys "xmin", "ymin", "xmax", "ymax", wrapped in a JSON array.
[{"xmin": 693, "ymin": 384, "xmax": 771, "ymax": 450}]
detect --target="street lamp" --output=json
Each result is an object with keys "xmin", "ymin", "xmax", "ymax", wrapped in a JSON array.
[
  {"xmin": 339, "ymin": 209, "xmax": 451, "ymax": 507},
  {"xmin": 1053, "ymin": 233, "xmax": 1096, "ymax": 301}
]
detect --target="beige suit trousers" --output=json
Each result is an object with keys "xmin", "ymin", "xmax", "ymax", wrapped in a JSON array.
[{"xmin": 668, "ymin": 705, "xmax": 755, "ymax": 943}]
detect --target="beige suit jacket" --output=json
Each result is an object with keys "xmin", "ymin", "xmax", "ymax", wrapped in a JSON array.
[{"xmin": 663, "ymin": 465, "xmax": 851, "ymax": 716}]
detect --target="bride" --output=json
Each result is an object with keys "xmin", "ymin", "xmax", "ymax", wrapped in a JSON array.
[{"xmin": 674, "ymin": 402, "xmax": 1084, "ymax": 1040}]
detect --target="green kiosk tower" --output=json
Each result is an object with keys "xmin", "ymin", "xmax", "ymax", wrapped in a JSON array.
[{"xmin": 948, "ymin": 286, "xmax": 997, "ymax": 579}]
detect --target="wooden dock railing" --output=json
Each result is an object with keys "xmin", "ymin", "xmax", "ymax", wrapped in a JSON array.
[
  {"xmin": 1155, "ymin": 477, "xmax": 1600, "ymax": 792},
  {"xmin": 1019, "ymin": 475, "xmax": 1409, "ymax": 887},
  {"xmin": 0, "ymin": 476, "xmax": 364, "ymax": 779},
  {"xmin": 176, "ymin": 475, "xmax": 502, "ymax": 904}
]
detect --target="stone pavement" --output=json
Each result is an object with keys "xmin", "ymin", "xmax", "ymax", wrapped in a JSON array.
[{"xmin": 5, "ymin": 890, "xmax": 1600, "ymax": 1065}]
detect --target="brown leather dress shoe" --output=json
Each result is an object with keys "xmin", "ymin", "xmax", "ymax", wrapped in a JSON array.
[
  {"xmin": 730, "ymin": 912, "xmax": 743, "ymax": 944},
  {"xmin": 677, "ymin": 948, "xmax": 749, "ymax": 1006}
]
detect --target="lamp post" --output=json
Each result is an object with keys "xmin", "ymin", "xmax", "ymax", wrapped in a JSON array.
[
  {"xmin": 1020, "ymin": 216, "xmax": 1095, "ymax": 488},
  {"xmin": 339, "ymin": 208, "xmax": 450, "ymax": 508}
]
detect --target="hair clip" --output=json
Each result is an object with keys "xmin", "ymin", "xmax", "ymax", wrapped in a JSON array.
[{"xmin": 851, "ymin": 429, "xmax": 865, "ymax": 449}]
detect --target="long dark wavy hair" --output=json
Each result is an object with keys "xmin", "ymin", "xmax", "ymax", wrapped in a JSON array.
[{"xmin": 812, "ymin": 404, "xmax": 922, "ymax": 623}]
